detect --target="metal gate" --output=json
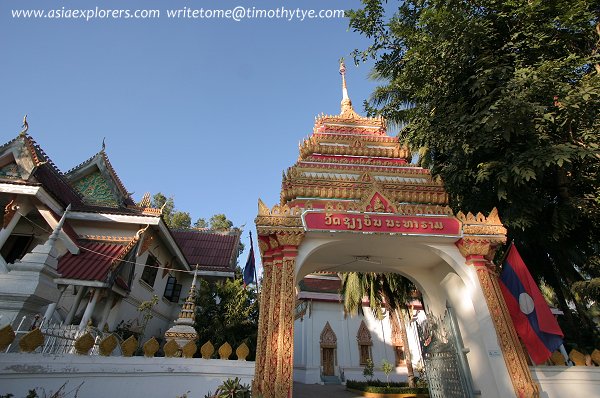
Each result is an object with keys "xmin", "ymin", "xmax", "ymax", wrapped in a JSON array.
[{"xmin": 415, "ymin": 303, "xmax": 477, "ymax": 398}]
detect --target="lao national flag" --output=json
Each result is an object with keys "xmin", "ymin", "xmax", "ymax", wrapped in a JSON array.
[
  {"xmin": 243, "ymin": 233, "xmax": 256, "ymax": 286},
  {"xmin": 499, "ymin": 244, "xmax": 563, "ymax": 364}
]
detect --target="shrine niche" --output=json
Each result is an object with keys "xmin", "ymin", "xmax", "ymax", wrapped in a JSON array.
[{"xmin": 253, "ymin": 62, "xmax": 538, "ymax": 398}]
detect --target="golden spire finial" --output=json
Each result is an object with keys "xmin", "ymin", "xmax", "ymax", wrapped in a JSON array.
[
  {"xmin": 20, "ymin": 115, "xmax": 29, "ymax": 136},
  {"xmin": 339, "ymin": 58, "xmax": 355, "ymax": 115}
]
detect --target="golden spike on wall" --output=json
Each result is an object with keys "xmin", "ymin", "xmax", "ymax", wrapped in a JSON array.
[{"xmin": 258, "ymin": 199, "xmax": 270, "ymax": 216}]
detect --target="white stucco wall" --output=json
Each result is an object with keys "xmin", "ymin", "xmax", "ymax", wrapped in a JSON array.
[
  {"xmin": 531, "ymin": 366, "xmax": 600, "ymax": 398},
  {"xmin": 0, "ymin": 353, "xmax": 255, "ymax": 398}
]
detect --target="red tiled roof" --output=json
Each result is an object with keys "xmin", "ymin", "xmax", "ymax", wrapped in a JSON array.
[
  {"xmin": 58, "ymin": 241, "xmax": 128, "ymax": 282},
  {"xmin": 171, "ymin": 230, "xmax": 238, "ymax": 270},
  {"xmin": 32, "ymin": 163, "xmax": 85, "ymax": 207},
  {"xmin": 298, "ymin": 277, "xmax": 341, "ymax": 294}
]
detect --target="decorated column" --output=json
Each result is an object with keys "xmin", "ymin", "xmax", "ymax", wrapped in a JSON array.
[
  {"xmin": 254, "ymin": 237, "xmax": 273, "ymax": 396},
  {"xmin": 456, "ymin": 211, "xmax": 539, "ymax": 398},
  {"xmin": 254, "ymin": 205, "xmax": 304, "ymax": 398},
  {"xmin": 275, "ymin": 232, "xmax": 302, "ymax": 398}
]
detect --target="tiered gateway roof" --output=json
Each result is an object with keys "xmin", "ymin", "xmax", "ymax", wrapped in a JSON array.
[{"xmin": 279, "ymin": 61, "xmax": 450, "ymax": 214}]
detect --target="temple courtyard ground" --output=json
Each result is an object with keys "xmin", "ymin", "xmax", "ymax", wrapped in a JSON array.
[{"xmin": 293, "ymin": 383, "xmax": 363, "ymax": 398}]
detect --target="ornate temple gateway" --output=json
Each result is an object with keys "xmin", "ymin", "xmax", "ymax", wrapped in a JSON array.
[{"xmin": 254, "ymin": 63, "xmax": 539, "ymax": 398}]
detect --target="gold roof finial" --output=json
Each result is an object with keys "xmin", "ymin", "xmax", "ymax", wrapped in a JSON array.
[
  {"xmin": 20, "ymin": 115, "xmax": 29, "ymax": 136},
  {"xmin": 339, "ymin": 58, "xmax": 355, "ymax": 115}
]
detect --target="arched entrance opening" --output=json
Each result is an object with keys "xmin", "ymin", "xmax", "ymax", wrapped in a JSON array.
[{"xmin": 253, "ymin": 63, "xmax": 538, "ymax": 398}]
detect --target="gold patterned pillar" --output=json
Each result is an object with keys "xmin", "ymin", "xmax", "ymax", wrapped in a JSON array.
[
  {"xmin": 274, "ymin": 232, "xmax": 302, "ymax": 398},
  {"xmin": 265, "ymin": 247, "xmax": 283, "ymax": 398},
  {"xmin": 457, "ymin": 238, "xmax": 539, "ymax": 398},
  {"xmin": 254, "ymin": 237, "xmax": 273, "ymax": 396}
]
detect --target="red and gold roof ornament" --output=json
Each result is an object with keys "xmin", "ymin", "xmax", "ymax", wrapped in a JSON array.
[{"xmin": 256, "ymin": 61, "xmax": 506, "ymax": 246}]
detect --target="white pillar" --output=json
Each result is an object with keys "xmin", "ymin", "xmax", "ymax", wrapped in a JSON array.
[
  {"xmin": 99, "ymin": 293, "xmax": 114, "ymax": 331},
  {"xmin": 64, "ymin": 286, "xmax": 87, "ymax": 325},
  {"xmin": 79, "ymin": 288, "xmax": 101, "ymax": 330},
  {"xmin": 43, "ymin": 285, "xmax": 67, "ymax": 324},
  {"xmin": 0, "ymin": 201, "xmax": 32, "ymax": 272}
]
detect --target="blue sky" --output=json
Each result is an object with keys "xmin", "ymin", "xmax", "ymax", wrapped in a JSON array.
[{"xmin": 0, "ymin": 0, "xmax": 397, "ymax": 264}]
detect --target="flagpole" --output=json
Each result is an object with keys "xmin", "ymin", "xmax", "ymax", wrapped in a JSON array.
[
  {"xmin": 498, "ymin": 239, "xmax": 515, "ymax": 268},
  {"xmin": 250, "ymin": 231, "xmax": 259, "ymax": 293}
]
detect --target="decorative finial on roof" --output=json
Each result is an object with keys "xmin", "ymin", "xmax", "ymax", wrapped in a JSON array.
[
  {"xmin": 135, "ymin": 224, "xmax": 150, "ymax": 240},
  {"xmin": 101, "ymin": 137, "xmax": 106, "ymax": 152},
  {"xmin": 20, "ymin": 115, "xmax": 29, "ymax": 136},
  {"xmin": 339, "ymin": 58, "xmax": 355, "ymax": 115},
  {"xmin": 139, "ymin": 192, "xmax": 151, "ymax": 208}
]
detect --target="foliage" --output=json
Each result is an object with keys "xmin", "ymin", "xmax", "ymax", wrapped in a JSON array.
[
  {"xmin": 195, "ymin": 218, "xmax": 208, "ymax": 229},
  {"xmin": 194, "ymin": 278, "xmax": 259, "ymax": 360},
  {"xmin": 0, "ymin": 383, "xmax": 84, "ymax": 398},
  {"xmin": 348, "ymin": 0, "xmax": 600, "ymax": 349},
  {"xmin": 203, "ymin": 378, "xmax": 251, "ymax": 398},
  {"xmin": 209, "ymin": 214, "xmax": 234, "ymax": 231},
  {"xmin": 381, "ymin": 359, "xmax": 394, "ymax": 387},
  {"xmin": 363, "ymin": 357, "xmax": 374, "ymax": 381},
  {"xmin": 346, "ymin": 380, "xmax": 429, "ymax": 394},
  {"xmin": 151, "ymin": 193, "xmax": 191, "ymax": 229},
  {"xmin": 151, "ymin": 193, "xmax": 244, "ymax": 259},
  {"xmin": 137, "ymin": 294, "xmax": 159, "ymax": 342}
]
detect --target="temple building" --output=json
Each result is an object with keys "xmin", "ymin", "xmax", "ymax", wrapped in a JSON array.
[
  {"xmin": 0, "ymin": 129, "xmax": 239, "ymax": 342},
  {"xmin": 294, "ymin": 272, "xmax": 423, "ymax": 384}
]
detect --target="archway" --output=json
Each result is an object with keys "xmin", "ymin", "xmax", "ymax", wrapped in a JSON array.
[{"xmin": 253, "ymin": 63, "xmax": 538, "ymax": 398}]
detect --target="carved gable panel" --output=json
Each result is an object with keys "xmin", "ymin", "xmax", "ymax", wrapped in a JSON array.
[
  {"xmin": 73, "ymin": 170, "xmax": 119, "ymax": 207},
  {"xmin": 320, "ymin": 321, "xmax": 337, "ymax": 348},
  {"xmin": 357, "ymin": 320, "xmax": 373, "ymax": 346},
  {"xmin": 0, "ymin": 162, "xmax": 22, "ymax": 180}
]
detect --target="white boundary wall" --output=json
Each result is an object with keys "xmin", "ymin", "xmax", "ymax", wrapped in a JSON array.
[
  {"xmin": 531, "ymin": 366, "xmax": 600, "ymax": 398},
  {"xmin": 0, "ymin": 353, "xmax": 255, "ymax": 398}
]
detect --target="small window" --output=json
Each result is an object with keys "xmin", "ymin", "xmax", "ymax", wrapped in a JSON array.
[
  {"xmin": 163, "ymin": 275, "xmax": 182, "ymax": 303},
  {"xmin": 1, "ymin": 234, "xmax": 33, "ymax": 264},
  {"xmin": 140, "ymin": 254, "xmax": 159, "ymax": 287},
  {"xmin": 394, "ymin": 345, "xmax": 405, "ymax": 365},
  {"xmin": 359, "ymin": 344, "xmax": 372, "ymax": 365}
]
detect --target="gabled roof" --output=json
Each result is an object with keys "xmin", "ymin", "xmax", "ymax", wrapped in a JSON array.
[
  {"xmin": 0, "ymin": 134, "xmax": 86, "ymax": 207},
  {"xmin": 0, "ymin": 133, "xmax": 161, "ymax": 217},
  {"xmin": 32, "ymin": 163, "xmax": 85, "ymax": 207},
  {"xmin": 57, "ymin": 238, "xmax": 137, "ymax": 287},
  {"xmin": 298, "ymin": 276, "xmax": 341, "ymax": 294},
  {"xmin": 66, "ymin": 150, "xmax": 135, "ymax": 207},
  {"xmin": 171, "ymin": 230, "xmax": 239, "ymax": 272}
]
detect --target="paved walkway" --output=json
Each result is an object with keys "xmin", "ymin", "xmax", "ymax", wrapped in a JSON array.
[{"xmin": 293, "ymin": 383, "xmax": 363, "ymax": 398}]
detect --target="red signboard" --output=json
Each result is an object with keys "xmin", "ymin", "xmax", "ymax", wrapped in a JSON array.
[{"xmin": 302, "ymin": 211, "xmax": 462, "ymax": 237}]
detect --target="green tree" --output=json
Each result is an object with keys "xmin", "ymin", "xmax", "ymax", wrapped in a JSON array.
[
  {"xmin": 340, "ymin": 272, "xmax": 417, "ymax": 387},
  {"xmin": 210, "ymin": 214, "xmax": 234, "ymax": 231},
  {"xmin": 348, "ymin": 0, "xmax": 600, "ymax": 349},
  {"xmin": 195, "ymin": 218, "xmax": 208, "ymax": 229},
  {"xmin": 381, "ymin": 358, "xmax": 394, "ymax": 387},
  {"xmin": 170, "ymin": 212, "xmax": 192, "ymax": 229},
  {"xmin": 151, "ymin": 192, "xmax": 191, "ymax": 229},
  {"xmin": 194, "ymin": 278, "xmax": 259, "ymax": 359}
]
